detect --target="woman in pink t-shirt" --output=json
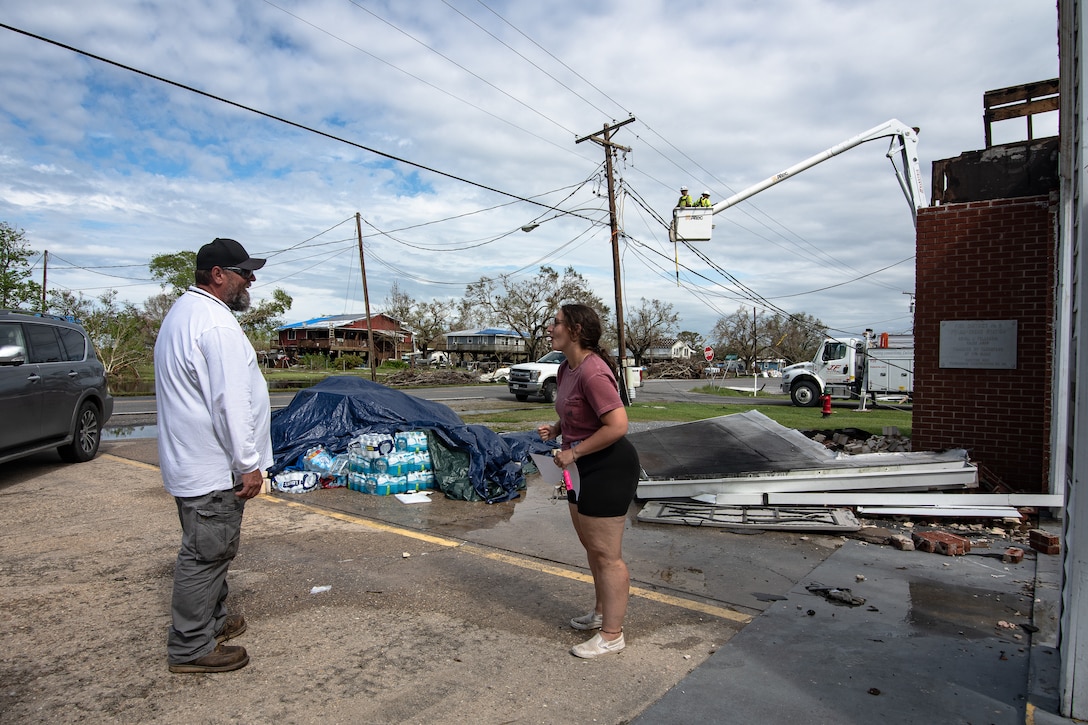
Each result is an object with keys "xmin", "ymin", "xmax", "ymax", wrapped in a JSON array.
[{"xmin": 536, "ymin": 304, "xmax": 641, "ymax": 659}]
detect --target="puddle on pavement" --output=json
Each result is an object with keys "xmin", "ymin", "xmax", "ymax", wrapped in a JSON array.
[
  {"xmin": 104, "ymin": 425, "xmax": 157, "ymax": 440},
  {"xmin": 907, "ymin": 579, "xmax": 1022, "ymax": 639},
  {"xmin": 269, "ymin": 481, "xmax": 524, "ymax": 537}
]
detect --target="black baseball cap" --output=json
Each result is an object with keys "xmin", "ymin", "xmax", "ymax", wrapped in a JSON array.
[{"xmin": 196, "ymin": 238, "xmax": 266, "ymax": 271}]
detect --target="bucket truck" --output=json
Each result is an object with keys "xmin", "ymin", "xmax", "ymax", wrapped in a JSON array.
[
  {"xmin": 779, "ymin": 330, "xmax": 914, "ymax": 407},
  {"xmin": 669, "ymin": 119, "xmax": 927, "ymax": 243}
]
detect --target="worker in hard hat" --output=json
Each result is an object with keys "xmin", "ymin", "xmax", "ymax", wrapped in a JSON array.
[
  {"xmin": 695, "ymin": 190, "xmax": 712, "ymax": 208},
  {"xmin": 676, "ymin": 186, "xmax": 693, "ymax": 208}
]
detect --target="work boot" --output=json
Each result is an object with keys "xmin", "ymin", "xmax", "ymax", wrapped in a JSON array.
[
  {"xmin": 215, "ymin": 614, "xmax": 247, "ymax": 643},
  {"xmin": 168, "ymin": 644, "xmax": 250, "ymax": 674}
]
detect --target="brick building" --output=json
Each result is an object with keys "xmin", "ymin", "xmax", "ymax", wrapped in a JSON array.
[
  {"xmin": 913, "ymin": 195, "xmax": 1056, "ymax": 491},
  {"xmin": 910, "ymin": 80, "xmax": 1059, "ymax": 494}
]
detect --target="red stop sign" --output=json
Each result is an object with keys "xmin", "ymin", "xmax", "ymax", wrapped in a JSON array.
[{"xmin": 704, "ymin": 346, "xmax": 714, "ymax": 362}]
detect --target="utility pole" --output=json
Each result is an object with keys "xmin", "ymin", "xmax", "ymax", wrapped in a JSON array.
[
  {"xmin": 576, "ymin": 117, "xmax": 635, "ymax": 404},
  {"xmin": 355, "ymin": 213, "xmax": 377, "ymax": 381},
  {"xmin": 752, "ymin": 306, "xmax": 761, "ymax": 393},
  {"xmin": 40, "ymin": 250, "xmax": 48, "ymax": 313}
]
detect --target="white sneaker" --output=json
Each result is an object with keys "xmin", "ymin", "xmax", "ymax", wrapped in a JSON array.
[
  {"xmin": 571, "ymin": 632, "xmax": 625, "ymax": 658},
  {"xmin": 570, "ymin": 611, "xmax": 603, "ymax": 630}
]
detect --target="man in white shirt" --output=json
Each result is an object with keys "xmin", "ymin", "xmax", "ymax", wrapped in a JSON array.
[{"xmin": 155, "ymin": 237, "xmax": 273, "ymax": 674}]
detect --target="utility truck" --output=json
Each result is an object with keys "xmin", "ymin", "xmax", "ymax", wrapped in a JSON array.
[
  {"xmin": 779, "ymin": 330, "xmax": 914, "ymax": 407},
  {"xmin": 670, "ymin": 119, "xmax": 926, "ymax": 243}
]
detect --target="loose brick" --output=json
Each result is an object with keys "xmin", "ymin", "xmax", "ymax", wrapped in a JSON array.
[
  {"xmin": 1029, "ymin": 529, "xmax": 1060, "ymax": 555},
  {"xmin": 912, "ymin": 531, "xmax": 970, "ymax": 556},
  {"xmin": 890, "ymin": 534, "xmax": 915, "ymax": 551},
  {"xmin": 911, "ymin": 531, "xmax": 936, "ymax": 553},
  {"xmin": 852, "ymin": 527, "xmax": 894, "ymax": 545},
  {"xmin": 1003, "ymin": 547, "xmax": 1025, "ymax": 564}
]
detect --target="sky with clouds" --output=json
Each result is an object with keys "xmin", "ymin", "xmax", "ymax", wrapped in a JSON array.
[{"xmin": 0, "ymin": 0, "xmax": 1061, "ymax": 343}]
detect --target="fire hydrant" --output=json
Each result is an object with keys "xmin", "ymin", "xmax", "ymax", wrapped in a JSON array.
[{"xmin": 820, "ymin": 393, "xmax": 832, "ymax": 418}]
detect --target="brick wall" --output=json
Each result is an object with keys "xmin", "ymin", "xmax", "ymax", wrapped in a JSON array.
[{"xmin": 914, "ymin": 195, "xmax": 1055, "ymax": 492}]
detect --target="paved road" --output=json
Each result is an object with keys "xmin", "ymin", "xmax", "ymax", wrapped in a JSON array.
[{"xmin": 107, "ymin": 377, "xmax": 789, "ymax": 424}]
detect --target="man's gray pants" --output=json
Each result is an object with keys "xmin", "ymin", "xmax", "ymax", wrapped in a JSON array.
[{"xmin": 167, "ymin": 489, "xmax": 245, "ymax": 664}]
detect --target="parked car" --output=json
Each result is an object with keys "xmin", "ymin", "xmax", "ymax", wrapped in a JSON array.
[
  {"xmin": 0, "ymin": 310, "xmax": 114, "ymax": 464},
  {"xmin": 478, "ymin": 366, "xmax": 511, "ymax": 383}
]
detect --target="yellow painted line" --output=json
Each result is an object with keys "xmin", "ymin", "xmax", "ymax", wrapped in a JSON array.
[
  {"xmin": 268, "ymin": 497, "xmax": 464, "ymax": 549},
  {"xmin": 631, "ymin": 586, "xmax": 752, "ymax": 623},
  {"xmin": 274, "ymin": 497, "xmax": 752, "ymax": 625},
  {"xmin": 463, "ymin": 545, "xmax": 752, "ymax": 624},
  {"xmin": 100, "ymin": 453, "xmax": 161, "ymax": 472},
  {"xmin": 103, "ymin": 457, "xmax": 753, "ymax": 625}
]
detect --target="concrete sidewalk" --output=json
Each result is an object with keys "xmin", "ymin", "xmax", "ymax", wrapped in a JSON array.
[{"xmin": 635, "ymin": 532, "xmax": 1067, "ymax": 724}]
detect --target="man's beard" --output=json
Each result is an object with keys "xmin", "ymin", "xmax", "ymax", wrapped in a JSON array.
[{"xmin": 226, "ymin": 286, "xmax": 251, "ymax": 312}]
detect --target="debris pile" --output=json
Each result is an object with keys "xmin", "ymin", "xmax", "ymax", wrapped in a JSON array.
[
  {"xmin": 383, "ymin": 369, "xmax": 481, "ymax": 387},
  {"xmin": 646, "ymin": 360, "xmax": 703, "ymax": 379},
  {"xmin": 849, "ymin": 519, "xmax": 1061, "ymax": 560},
  {"xmin": 804, "ymin": 427, "xmax": 911, "ymax": 453}
]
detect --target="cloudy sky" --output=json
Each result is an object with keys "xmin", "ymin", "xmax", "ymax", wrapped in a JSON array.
[{"xmin": 0, "ymin": 1, "xmax": 1060, "ymax": 342}]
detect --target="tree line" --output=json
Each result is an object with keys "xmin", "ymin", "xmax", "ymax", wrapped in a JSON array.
[{"xmin": 1, "ymin": 221, "xmax": 828, "ymax": 381}]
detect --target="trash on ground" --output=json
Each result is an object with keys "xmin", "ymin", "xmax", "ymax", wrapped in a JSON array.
[
  {"xmin": 395, "ymin": 491, "xmax": 433, "ymax": 504},
  {"xmin": 806, "ymin": 584, "xmax": 866, "ymax": 606}
]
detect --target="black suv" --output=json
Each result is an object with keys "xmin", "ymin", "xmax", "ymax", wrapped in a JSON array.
[{"xmin": 0, "ymin": 310, "xmax": 114, "ymax": 464}]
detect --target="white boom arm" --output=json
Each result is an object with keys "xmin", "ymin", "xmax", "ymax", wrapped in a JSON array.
[{"xmin": 670, "ymin": 119, "xmax": 927, "ymax": 243}]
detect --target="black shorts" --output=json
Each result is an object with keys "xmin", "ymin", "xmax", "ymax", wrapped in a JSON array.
[{"xmin": 566, "ymin": 437, "xmax": 641, "ymax": 517}]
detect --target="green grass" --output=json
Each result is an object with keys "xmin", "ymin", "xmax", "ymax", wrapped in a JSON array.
[
  {"xmin": 461, "ymin": 400, "xmax": 912, "ymax": 436},
  {"xmin": 691, "ymin": 383, "xmax": 791, "ymax": 399}
]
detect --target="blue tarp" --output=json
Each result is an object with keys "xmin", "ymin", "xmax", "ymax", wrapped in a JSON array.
[{"xmin": 269, "ymin": 376, "xmax": 552, "ymax": 503}]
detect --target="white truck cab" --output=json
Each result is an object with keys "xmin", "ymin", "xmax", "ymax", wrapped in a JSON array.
[{"xmin": 507, "ymin": 351, "xmax": 566, "ymax": 403}]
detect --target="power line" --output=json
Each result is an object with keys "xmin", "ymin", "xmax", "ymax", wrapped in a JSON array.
[
  {"xmin": 0, "ymin": 22, "xmax": 594, "ymax": 218},
  {"xmin": 261, "ymin": 0, "xmax": 591, "ymax": 164},
  {"xmin": 441, "ymin": 0, "xmax": 614, "ymax": 120},
  {"xmin": 473, "ymin": 0, "xmax": 632, "ymax": 119},
  {"xmin": 456, "ymin": 5, "xmax": 911, "ymax": 304},
  {"xmin": 42, "ymin": 252, "xmax": 155, "ymax": 282},
  {"xmin": 340, "ymin": 0, "xmax": 577, "ymax": 137}
]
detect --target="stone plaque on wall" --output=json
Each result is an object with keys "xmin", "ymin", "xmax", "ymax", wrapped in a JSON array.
[{"xmin": 939, "ymin": 320, "xmax": 1018, "ymax": 369}]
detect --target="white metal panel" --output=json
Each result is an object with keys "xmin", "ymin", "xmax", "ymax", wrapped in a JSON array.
[
  {"xmin": 764, "ymin": 492, "xmax": 1063, "ymax": 507},
  {"xmin": 855, "ymin": 506, "xmax": 1022, "ymax": 518},
  {"xmin": 690, "ymin": 493, "xmax": 767, "ymax": 506},
  {"xmin": 635, "ymin": 462, "xmax": 977, "ymax": 499},
  {"xmin": 1058, "ymin": 0, "xmax": 1088, "ymax": 716}
]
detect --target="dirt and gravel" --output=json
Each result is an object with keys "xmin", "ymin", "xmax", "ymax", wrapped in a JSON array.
[{"xmin": 1, "ymin": 439, "xmax": 793, "ymax": 724}]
